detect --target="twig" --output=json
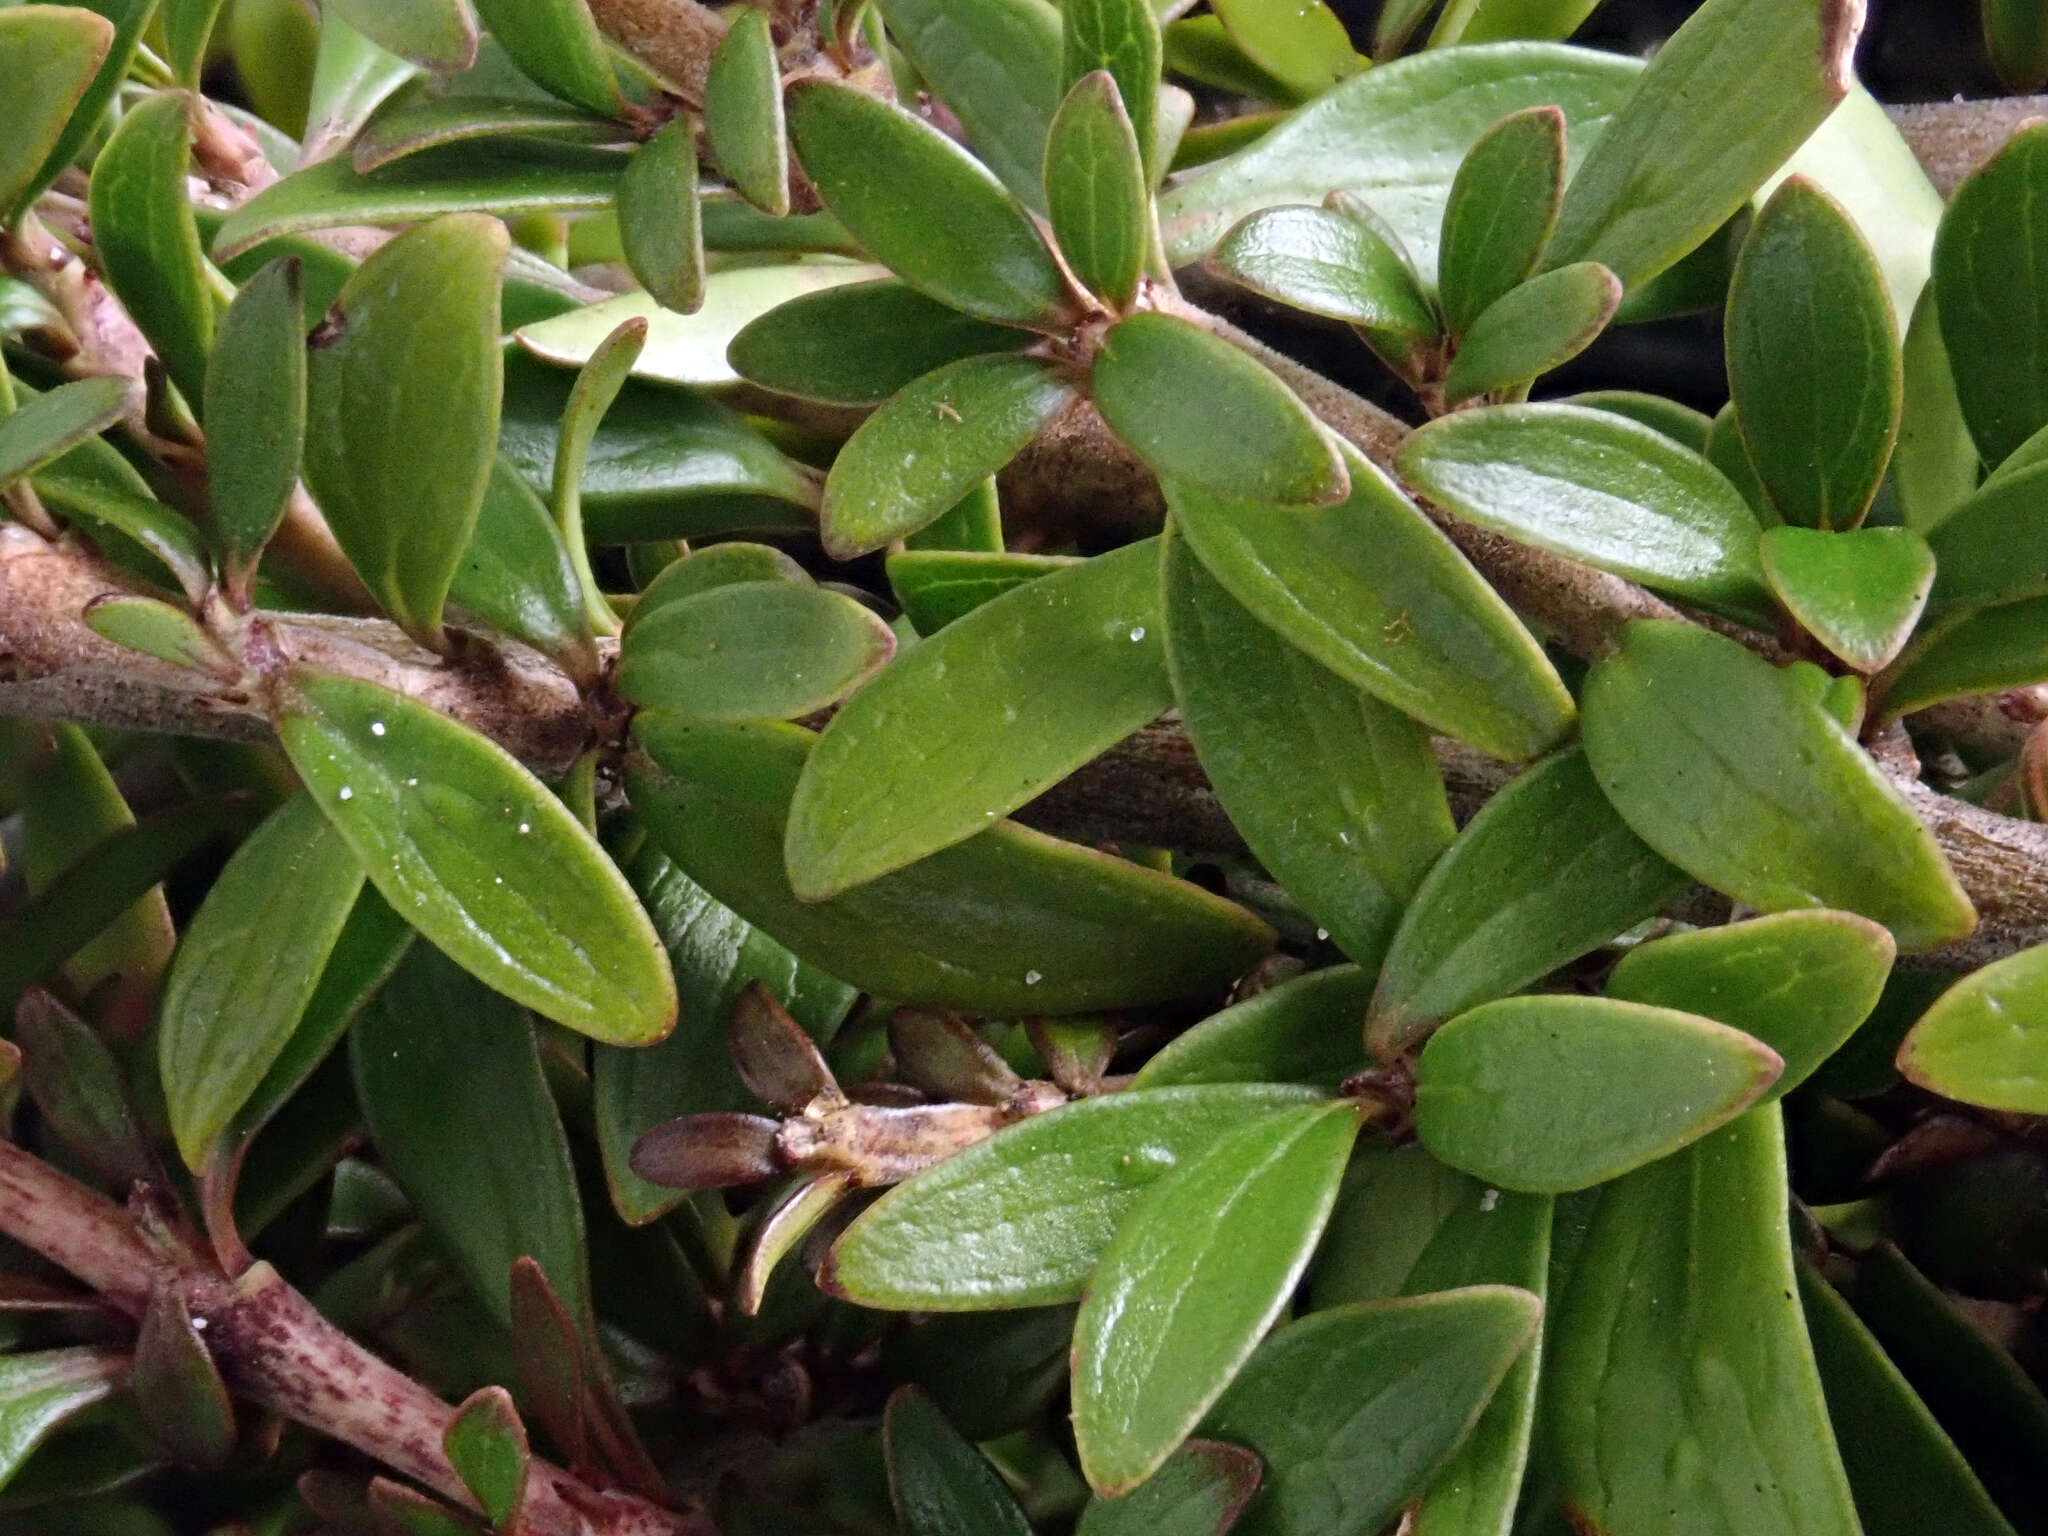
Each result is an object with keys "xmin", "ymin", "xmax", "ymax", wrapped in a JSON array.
[{"xmin": 587, "ymin": 0, "xmax": 729, "ymax": 102}]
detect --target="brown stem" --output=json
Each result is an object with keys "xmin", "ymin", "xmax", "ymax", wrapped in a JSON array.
[{"xmin": 587, "ymin": 0, "xmax": 729, "ymax": 102}]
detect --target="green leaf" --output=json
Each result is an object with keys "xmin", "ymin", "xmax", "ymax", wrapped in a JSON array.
[
  {"xmin": 728, "ymin": 279, "xmax": 1028, "ymax": 406},
  {"xmin": 1077, "ymin": 1442, "xmax": 1262, "ymax": 1536},
  {"xmin": 1797, "ymin": 1263, "xmax": 2020, "ymax": 1536},
  {"xmin": 704, "ymin": 6, "xmax": 787, "ymax": 216},
  {"xmin": 1438, "ymin": 105, "xmax": 1566, "ymax": 337},
  {"xmin": 630, "ymin": 716, "xmax": 1274, "ymax": 1014},
  {"xmin": 1761, "ymin": 525, "xmax": 1934, "ymax": 672},
  {"xmin": 1367, "ymin": 748, "xmax": 1688, "ymax": 1058},
  {"xmin": 1543, "ymin": 1110, "xmax": 1861, "ymax": 1536},
  {"xmin": 885, "ymin": 1388, "xmax": 1033, "ymax": 1536},
  {"xmin": 1205, "ymin": 203, "xmax": 1438, "ymax": 368},
  {"xmin": 1441, "ymin": 261, "xmax": 1620, "ymax": 404},
  {"xmin": 443, "ymin": 1386, "xmax": 530, "ymax": 1531},
  {"xmin": 625, "ymin": 540, "xmax": 808, "ymax": 630},
  {"xmin": 878, "ymin": 0, "xmax": 1065, "ymax": 210},
  {"xmin": 1544, "ymin": 0, "xmax": 1855, "ymax": 290},
  {"xmin": 786, "ymin": 79, "xmax": 1072, "ymax": 326},
  {"xmin": 467, "ymin": 0, "xmax": 621, "ymax": 116},
  {"xmin": 19, "ymin": 0, "xmax": 153, "ymax": 219},
  {"xmin": 159, "ymin": 792, "xmax": 366, "ymax": 1170},
  {"xmin": 820, "ymin": 353, "xmax": 1072, "ymax": 558},
  {"xmin": 1705, "ymin": 399, "xmax": 1778, "ymax": 523},
  {"xmin": 205, "ymin": 256, "xmax": 305, "ymax": 597},
  {"xmin": 1569, "ymin": 387, "xmax": 1715, "ymax": 452},
  {"xmin": 1094, "ymin": 312, "xmax": 1345, "ymax": 506},
  {"xmin": 619, "ymin": 582, "xmax": 896, "ymax": 722},
  {"xmin": 1606, "ymin": 910, "xmax": 1893, "ymax": 1103},
  {"xmin": 1581, "ymin": 621, "xmax": 1976, "ymax": 951},
  {"xmin": 0, "ymin": 7, "xmax": 112, "ymax": 217},
  {"xmin": 16, "ymin": 988, "xmax": 155, "ymax": 1191},
  {"xmin": 1924, "ymin": 458, "xmax": 2048, "ymax": 617},
  {"xmin": 1878, "ymin": 596, "xmax": 2048, "ymax": 718},
  {"xmin": 350, "ymin": 75, "xmax": 618, "ymax": 175},
  {"xmin": 353, "ymin": 944, "xmax": 590, "ymax": 1328},
  {"xmin": 325, "ymin": 0, "xmax": 476, "ymax": 70},
  {"xmin": 0, "ymin": 378, "xmax": 133, "ymax": 493},
  {"xmin": 1163, "ymin": 530, "xmax": 1452, "ymax": 965},
  {"xmin": 302, "ymin": 213, "xmax": 506, "ymax": 644},
  {"xmin": 1893, "ymin": 290, "xmax": 1978, "ymax": 539},
  {"xmin": 1170, "ymin": 440, "xmax": 1574, "ymax": 760},
  {"xmin": 1986, "ymin": 0, "xmax": 2048, "ymax": 91},
  {"xmin": 1415, "ymin": 995, "xmax": 1780, "ymax": 1193},
  {"xmin": 1896, "ymin": 943, "xmax": 2048, "ymax": 1113},
  {"xmin": 824, "ymin": 1083, "xmax": 1319, "ymax": 1308},
  {"xmin": 130, "ymin": 1287, "xmax": 235, "ymax": 1469},
  {"xmin": 1045, "ymin": 72, "xmax": 1151, "ymax": 310},
  {"xmin": 276, "ymin": 670, "xmax": 677, "ymax": 1042},
  {"xmin": 548, "ymin": 317, "xmax": 645, "ymax": 640},
  {"xmin": 1434, "ymin": 0, "xmax": 1608, "ymax": 45},
  {"xmin": 1064, "ymin": 0, "xmax": 1164, "ymax": 182},
  {"xmin": 1158, "ymin": 43, "xmax": 1639, "ymax": 272},
  {"xmin": 1162, "ymin": 14, "xmax": 1299, "ymax": 103},
  {"xmin": 888, "ymin": 550, "xmax": 1076, "ymax": 634},
  {"xmin": 618, "ymin": 120, "xmax": 704, "ymax": 314},
  {"xmin": 1726, "ymin": 177, "xmax": 1902, "ymax": 529},
  {"xmin": 0, "ymin": 1351, "xmax": 128, "ymax": 1496},
  {"xmin": 1397, "ymin": 402, "xmax": 1774, "ymax": 623},
  {"xmin": 1211, "ymin": 0, "xmax": 1364, "ymax": 100},
  {"xmin": 212, "ymin": 139, "xmax": 625, "ymax": 260},
  {"xmin": 302, "ymin": 8, "xmax": 419, "ymax": 162},
  {"xmin": 1201, "ymin": 1288, "xmax": 1542, "ymax": 1536},
  {"xmin": 1074, "ymin": 1101, "xmax": 1359, "ymax": 1493},
  {"xmin": 449, "ymin": 458, "xmax": 597, "ymax": 676},
  {"xmin": 1136, "ymin": 964, "xmax": 1376, "ymax": 1091},
  {"xmin": 83, "ymin": 594, "xmax": 234, "ymax": 676},
  {"xmin": 1934, "ymin": 121, "xmax": 2048, "ymax": 468},
  {"xmin": 787, "ymin": 539, "xmax": 1169, "ymax": 897}
]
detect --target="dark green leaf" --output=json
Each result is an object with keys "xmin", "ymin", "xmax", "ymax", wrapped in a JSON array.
[
  {"xmin": 205, "ymin": 256, "xmax": 305, "ymax": 597},
  {"xmin": 624, "ymin": 539, "xmax": 809, "ymax": 632},
  {"xmin": 1896, "ymin": 943, "xmax": 2048, "ymax": 1113},
  {"xmin": 443, "ymin": 1386, "xmax": 530, "ymax": 1531},
  {"xmin": 1171, "ymin": 440, "xmax": 1574, "ymax": 760},
  {"xmin": 468, "ymin": 0, "xmax": 621, "ymax": 116},
  {"xmin": 618, "ymin": 120, "xmax": 704, "ymax": 314},
  {"xmin": 1606, "ymin": 909, "xmax": 1894, "ymax": 1102},
  {"xmin": 449, "ymin": 458, "xmax": 597, "ymax": 677},
  {"xmin": 159, "ymin": 792, "xmax": 365, "ymax": 1171},
  {"xmin": 0, "ymin": 7, "xmax": 112, "ymax": 217},
  {"xmin": 1925, "ymin": 457, "xmax": 2048, "ymax": 616},
  {"xmin": 1544, "ymin": 0, "xmax": 1855, "ymax": 289},
  {"xmin": 0, "ymin": 378, "xmax": 134, "ymax": 493},
  {"xmin": 631, "ymin": 716, "xmax": 1274, "ymax": 1014},
  {"xmin": 1136, "ymin": 965, "xmax": 1375, "ymax": 1091},
  {"xmin": 619, "ymin": 582, "xmax": 896, "ymax": 721},
  {"xmin": 1201, "ymin": 1287, "xmax": 1542, "ymax": 1536},
  {"xmin": 276, "ymin": 670, "xmax": 677, "ymax": 1042},
  {"xmin": 130, "ymin": 1288, "xmax": 235, "ymax": 1468},
  {"xmin": 1205, "ymin": 203, "xmax": 1438, "ymax": 368},
  {"xmin": 325, "ymin": 0, "xmax": 476, "ymax": 70},
  {"xmin": 16, "ymin": 989, "xmax": 156, "ymax": 1191},
  {"xmin": 350, "ymin": 78, "xmax": 617, "ymax": 175},
  {"xmin": 1570, "ymin": 387, "xmax": 1715, "ymax": 452},
  {"xmin": 1210, "ymin": 0, "xmax": 1363, "ymax": 100},
  {"xmin": 1543, "ymin": 1110, "xmax": 1861, "ymax": 1536},
  {"xmin": 1706, "ymin": 398, "xmax": 1778, "ymax": 522},
  {"xmin": 1078, "ymin": 1443, "xmax": 1262, "ymax": 1536},
  {"xmin": 548, "ymin": 316, "xmax": 644, "ymax": 641},
  {"xmin": 704, "ymin": 6, "xmax": 787, "ymax": 216},
  {"xmin": 1878, "ymin": 596, "xmax": 2048, "ymax": 717},
  {"xmin": 1368, "ymin": 749, "xmax": 1688, "ymax": 1057},
  {"xmin": 302, "ymin": 213, "xmax": 506, "ymax": 644},
  {"xmin": 786, "ymin": 79, "xmax": 1073, "ymax": 326},
  {"xmin": 1064, "ymin": 0, "xmax": 1164, "ymax": 181},
  {"xmin": 1074, "ymin": 1102, "xmax": 1359, "ymax": 1493},
  {"xmin": 727, "ymin": 279, "xmax": 1028, "ymax": 406},
  {"xmin": 1581, "ymin": 621, "xmax": 1975, "ymax": 951},
  {"xmin": 0, "ymin": 1351, "xmax": 128, "ymax": 1496},
  {"xmin": 18, "ymin": 0, "xmax": 152, "ymax": 219},
  {"xmin": 1761, "ymin": 525, "xmax": 1933, "ymax": 672},
  {"xmin": 1895, "ymin": 287, "xmax": 1979, "ymax": 533},
  {"xmin": 1415, "ymin": 995, "xmax": 1780, "ymax": 1192},
  {"xmin": 820, "ymin": 353, "xmax": 1072, "ymax": 558},
  {"xmin": 1164, "ymin": 529, "xmax": 1452, "ymax": 964},
  {"xmin": 1441, "ymin": 261, "xmax": 1620, "ymax": 404},
  {"xmin": 1162, "ymin": 14, "xmax": 1299, "ymax": 103},
  {"xmin": 787, "ymin": 539, "xmax": 1169, "ymax": 897},
  {"xmin": 1398, "ymin": 402, "xmax": 1773, "ymax": 623},
  {"xmin": 1438, "ymin": 105, "xmax": 1566, "ymax": 338},
  {"xmin": 353, "ymin": 943, "xmax": 590, "ymax": 1328},
  {"xmin": 736, "ymin": 1172, "xmax": 857, "ymax": 1315},
  {"xmin": 824, "ymin": 1083, "xmax": 1320, "ymax": 1308},
  {"xmin": 888, "ymin": 550, "xmax": 1073, "ymax": 635},
  {"xmin": 885, "ymin": 1387, "xmax": 1033, "ymax": 1536},
  {"xmin": 1045, "ymin": 72, "xmax": 1151, "ymax": 310}
]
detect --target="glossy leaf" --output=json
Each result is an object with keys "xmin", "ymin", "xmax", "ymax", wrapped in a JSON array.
[
  {"xmin": 1078, "ymin": 1443, "xmax": 1262, "ymax": 1536},
  {"xmin": 820, "ymin": 353, "xmax": 1072, "ymax": 558},
  {"xmin": 727, "ymin": 279, "xmax": 1027, "ymax": 406},
  {"xmin": 1164, "ymin": 530, "xmax": 1452, "ymax": 964},
  {"xmin": 1879, "ymin": 597, "xmax": 2048, "ymax": 717},
  {"xmin": 1201, "ymin": 1288, "xmax": 1542, "ymax": 1536},
  {"xmin": 1046, "ymin": 72, "xmax": 1150, "ymax": 310},
  {"xmin": 550, "ymin": 317, "xmax": 645, "ymax": 641},
  {"xmin": 276, "ymin": 670, "xmax": 676, "ymax": 1042},
  {"xmin": 1896, "ymin": 943, "xmax": 2048, "ymax": 1113},
  {"xmin": 159, "ymin": 792, "xmax": 366, "ymax": 1170},
  {"xmin": 350, "ymin": 77, "xmax": 617, "ymax": 175},
  {"xmin": 1439, "ymin": 105, "xmax": 1566, "ymax": 337},
  {"xmin": 1075, "ymin": 1101, "xmax": 1359, "ymax": 1493},
  {"xmin": 1065, "ymin": 0, "xmax": 1164, "ymax": 181},
  {"xmin": 1398, "ymin": 402, "xmax": 1773, "ymax": 623},
  {"xmin": 787, "ymin": 539, "xmax": 1170, "ymax": 897},
  {"xmin": 0, "ymin": 7, "xmax": 112, "ymax": 217},
  {"xmin": 886, "ymin": 1387, "xmax": 1032, "ymax": 1536},
  {"xmin": 302, "ymin": 214, "xmax": 506, "ymax": 644},
  {"xmin": 449, "ymin": 458, "xmax": 597, "ymax": 677},
  {"xmin": 888, "ymin": 550, "xmax": 1079, "ymax": 634},
  {"xmin": 625, "ymin": 540, "xmax": 809, "ymax": 631},
  {"xmin": 704, "ymin": 6, "xmax": 787, "ymax": 215},
  {"xmin": 1205, "ymin": 203, "xmax": 1438, "ymax": 364},
  {"xmin": 1095, "ymin": 312, "xmax": 1345, "ymax": 505},
  {"xmin": 205, "ymin": 256, "xmax": 305, "ymax": 596},
  {"xmin": 1368, "ymin": 748, "xmax": 1686, "ymax": 1057},
  {"xmin": 736, "ymin": 1172, "xmax": 856, "ymax": 1315},
  {"xmin": 1416, "ymin": 995, "xmax": 1780, "ymax": 1192},
  {"xmin": 824, "ymin": 1082, "xmax": 1319, "ymax": 1308},
  {"xmin": 618, "ymin": 120, "xmax": 704, "ymax": 315},
  {"xmin": 443, "ymin": 1386, "xmax": 530, "ymax": 1531},
  {"xmin": 1137, "ymin": 964, "xmax": 1375, "ymax": 1091},
  {"xmin": 468, "ymin": 0, "xmax": 620, "ymax": 116},
  {"xmin": 326, "ymin": 0, "xmax": 476, "ymax": 69},
  {"xmin": 1170, "ymin": 440, "xmax": 1574, "ymax": 760},
  {"xmin": 1545, "ymin": 0, "xmax": 1854, "ymax": 289},
  {"xmin": 1211, "ymin": 0, "xmax": 1363, "ymax": 100},
  {"xmin": 19, "ymin": 0, "xmax": 151, "ymax": 218},
  {"xmin": 353, "ymin": 944, "xmax": 589, "ymax": 1328},
  {"xmin": 619, "ymin": 582, "xmax": 896, "ymax": 722},
  {"xmin": 630, "ymin": 716, "xmax": 1274, "ymax": 1015},
  {"xmin": 1441, "ymin": 261, "xmax": 1620, "ymax": 404},
  {"xmin": 1581, "ymin": 621, "xmax": 1975, "ymax": 951},
  {"xmin": 1761, "ymin": 525, "xmax": 1934, "ymax": 672},
  {"xmin": 0, "ymin": 378, "xmax": 134, "ymax": 493},
  {"xmin": 130, "ymin": 1287, "xmax": 235, "ymax": 1468},
  {"xmin": 1158, "ymin": 44, "xmax": 1638, "ymax": 272},
  {"xmin": 1895, "ymin": 287, "xmax": 1979, "ymax": 533},
  {"xmin": 83, "ymin": 595, "xmax": 235, "ymax": 677},
  {"xmin": 1607, "ymin": 909, "xmax": 1894, "ymax": 1102},
  {"xmin": 1571, "ymin": 387, "xmax": 1715, "ymax": 451},
  {"xmin": 787, "ymin": 79, "xmax": 1072, "ymax": 326},
  {"xmin": 0, "ymin": 1350, "xmax": 128, "ymax": 1496},
  {"xmin": 1543, "ymin": 1110, "xmax": 1861, "ymax": 1536},
  {"xmin": 1924, "ymin": 459, "xmax": 2048, "ymax": 616}
]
